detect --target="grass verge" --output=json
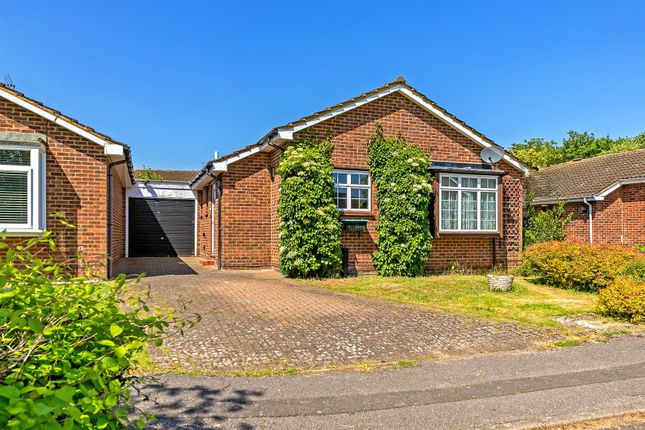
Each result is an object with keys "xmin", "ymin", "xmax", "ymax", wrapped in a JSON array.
[{"xmin": 302, "ymin": 275, "xmax": 597, "ymax": 329}]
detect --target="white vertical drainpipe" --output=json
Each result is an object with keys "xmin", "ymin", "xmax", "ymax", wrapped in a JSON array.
[
  {"xmin": 211, "ymin": 183, "xmax": 215, "ymax": 256},
  {"xmin": 583, "ymin": 197, "xmax": 593, "ymax": 244}
]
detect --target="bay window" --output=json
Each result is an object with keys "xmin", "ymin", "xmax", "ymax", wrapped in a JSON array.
[
  {"xmin": 0, "ymin": 143, "xmax": 45, "ymax": 233},
  {"xmin": 439, "ymin": 174, "xmax": 498, "ymax": 232},
  {"xmin": 332, "ymin": 170, "xmax": 370, "ymax": 211}
]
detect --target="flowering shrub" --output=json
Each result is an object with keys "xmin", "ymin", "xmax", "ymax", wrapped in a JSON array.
[
  {"xmin": 277, "ymin": 138, "xmax": 343, "ymax": 278},
  {"xmin": 0, "ymin": 233, "xmax": 197, "ymax": 429},
  {"xmin": 368, "ymin": 125, "xmax": 432, "ymax": 276},
  {"xmin": 520, "ymin": 241, "xmax": 642, "ymax": 291},
  {"xmin": 625, "ymin": 260, "xmax": 645, "ymax": 282},
  {"xmin": 598, "ymin": 276, "xmax": 645, "ymax": 323}
]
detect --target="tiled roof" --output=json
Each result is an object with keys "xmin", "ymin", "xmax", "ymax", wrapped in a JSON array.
[
  {"xmin": 528, "ymin": 149, "xmax": 645, "ymax": 201},
  {"xmin": 134, "ymin": 169, "xmax": 200, "ymax": 182},
  {"xmin": 0, "ymin": 83, "xmax": 134, "ymax": 181}
]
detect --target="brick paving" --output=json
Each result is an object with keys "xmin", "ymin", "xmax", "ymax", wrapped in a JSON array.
[{"xmin": 116, "ymin": 257, "xmax": 559, "ymax": 373}]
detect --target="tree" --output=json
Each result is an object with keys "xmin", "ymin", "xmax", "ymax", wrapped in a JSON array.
[
  {"xmin": 135, "ymin": 166, "xmax": 164, "ymax": 180},
  {"xmin": 523, "ymin": 199, "xmax": 573, "ymax": 248},
  {"xmin": 509, "ymin": 131, "xmax": 645, "ymax": 169}
]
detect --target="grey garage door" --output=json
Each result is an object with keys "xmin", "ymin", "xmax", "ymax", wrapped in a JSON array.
[{"xmin": 128, "ymin": 198, "xmax": 195, "ymax": 257}]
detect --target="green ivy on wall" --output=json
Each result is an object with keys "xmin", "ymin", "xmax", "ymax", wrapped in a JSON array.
[
  {"xmin": 277, "ymin": 138, "xmax": 343, "ymax": 278},
  {"xmin": 368, "ymin": 125, "xmax": 433, "ymax": 276}
]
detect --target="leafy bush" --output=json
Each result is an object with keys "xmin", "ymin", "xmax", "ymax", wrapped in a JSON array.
[
  {"xmin": 368, "ymin": 125, "xmax": 432, "ymax": 276},
  {"xmin": 0, "ymin": 233, "xmax": 196, "ymax": 429},
  {"xmin": 598, "ymin": 276, "xmax": 645, "ymax": 323},
  {"xmin": 523, "ymin": 200, "xmax": 572, "ymax": 248},
  {"xmin": 520, "ymin": 241, "xmax": 641, "ymax": 291},
  {"xmin": 277, "ymin": 138, "xmax": 343, "ymax": 278},
  {"xmin": 624, "ymin": 260, "xmax": 645, "ymax": 282}
]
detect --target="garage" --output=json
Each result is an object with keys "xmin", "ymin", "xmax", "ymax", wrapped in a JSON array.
[{"xmin": 126, "ymin": 181, "xmax": 197, "ymax": 258}]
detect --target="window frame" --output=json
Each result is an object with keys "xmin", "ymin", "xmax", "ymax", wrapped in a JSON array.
[
  {"xmin": 438, "ymin": 173, "xmax": 498, "ymax": 233},
  {"xmin": 332, "ymin": 169, "xmax": 371, "ymax": 212},
  {"xmin": 0, "ymin": 143, "xmax": 46, "ymax": 234}
]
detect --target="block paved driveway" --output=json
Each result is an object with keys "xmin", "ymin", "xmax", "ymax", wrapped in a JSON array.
[{"xmin": 116, "ymin": 257, "xmax": 558, "ymax": 373}]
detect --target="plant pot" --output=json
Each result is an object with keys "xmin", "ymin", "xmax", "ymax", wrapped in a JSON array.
[{"xmin": 488, "ymin": 274, "xmax": 514, "ymax": 292}]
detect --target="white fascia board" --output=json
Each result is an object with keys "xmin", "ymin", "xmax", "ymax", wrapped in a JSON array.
[
  {"xmin": 397, "ymin": 88, "xmax": 529, "ymax": 175},
  {"xmin": 0, "ymin": 88, "xmax": 114, "ymax": 148},
  {"xmin": 532, "ymin": 196, "xmax": 605, "ymax": 205},
  {"xmin": 104, "ymin": 143, "xmax": 124, "ymax": 156},
  {"xmin": 596, "ymin": 177, "xmax": 645, "ymax": 198}
]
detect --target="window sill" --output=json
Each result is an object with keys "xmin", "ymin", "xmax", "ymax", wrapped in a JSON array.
[
  {"xmin": 1, "ymin": 229, "xmax": 46, "ymax": 237},
  {"xmin": 438, "ymin": 230, "xmax": 500, "ymax": 237},
  {"xmin": 338, "ymin": 210, "xmax": 374, "ymax": 218}
]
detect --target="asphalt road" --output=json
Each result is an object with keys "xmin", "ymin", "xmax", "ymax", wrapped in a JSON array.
[{"xmin": 135, "ymin": 336, "xmax": 645, "ymax": 429}]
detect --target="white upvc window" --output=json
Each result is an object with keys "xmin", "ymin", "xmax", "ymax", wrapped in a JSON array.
[
  {"xmin": 0, "ymin": 144, "xmax": 46, "ymax": 234},
  {"xmin": 438, "ymin": 174, "xmax": 498, "ymax": 232},
  {"xmin": 332, "ymin": 169, "xmax": 371, "ymax": 211}
]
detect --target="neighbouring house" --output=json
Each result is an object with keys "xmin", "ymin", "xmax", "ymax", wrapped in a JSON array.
[
  {"xmin": 0, "ymin": 83, "xmax": 134, "ymax": 277},
  {"xmin": 179, "ymin": 78, "xmax": 529, "ymax": 273},
  {"xmin": 528, "ymin": 149, "xmax": 645, "ymax": 247}
]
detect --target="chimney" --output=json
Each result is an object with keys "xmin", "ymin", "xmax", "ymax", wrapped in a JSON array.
[{"xmin": 214, "ymin": 150, "xmax": 220, "ymax": 160}]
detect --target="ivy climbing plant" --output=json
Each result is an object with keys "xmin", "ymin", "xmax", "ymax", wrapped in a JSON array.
[
  {"xmin": 368, "ymin": 125, "xmax": 433, "ymax": 276},
  {"xmin": 277, "ymin": 138, "xmax": 343, "ymax": 278}
]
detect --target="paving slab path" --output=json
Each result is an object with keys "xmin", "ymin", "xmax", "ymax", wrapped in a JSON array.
[
  {"xmin": 134, "ymin": 336, "xmax": 645, "ymax": 430},
  {"xmin": 116, "ymin": 257, "xmax": 559, "ymax": 372}
]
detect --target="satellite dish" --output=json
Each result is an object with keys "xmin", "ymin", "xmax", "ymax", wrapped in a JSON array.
[{"xmin": 480, "ymin": 146, "xmax": 505, "ymax": 164}]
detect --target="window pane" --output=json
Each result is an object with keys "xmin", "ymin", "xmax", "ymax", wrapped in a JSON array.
[
  {"xmin": 334, "ymin": 187, "xmax": 347, "ymax": 209},
  {"xmin": 350, "ymin": 188, "xmax": 369, "ymax": 209},
  {"xmin": 462, "ymin": 177, "xmax": 478, "ymax": 188},
  {"xmin": 440, "ymin": 190, "xmax": 458, "ymax": 230},
  {"xmin": 441, "ymin": 176, "xmax": 458, "ymax": 187},
  {"xmin": 351, "ymin": 173, "xmax": 369, "ymax": 185},
  {"xmin": 461, "ymin": 191, "xmax": 478, "ymax": 230},
  {"xmin": 481, "ymin": 178, "xmax": 497, "ymax": 189},
  {"xmin": 480, "ymin": 191, "xmax": 497, "ymax": 230},
  {"xmin": 0, "ymin": 149, "xmax": 30, "ymax": 166},
  {"xmin": 0, "ymin": 171, "xmax": 28, "ymax": 223},
  {"xmin": 332, "ymin": 173, "xmax": 347, "ymax": 185}
]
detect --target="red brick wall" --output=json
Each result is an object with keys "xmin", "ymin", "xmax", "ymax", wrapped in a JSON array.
[
  {"xmin": 0, "ymin": 99, "xmax": 111, "ymax": 277},
  {"xmin": 558, "ymin": 183, "xmax": 645, "ymax": 246},
  {"xmin": 110, "ymin": 171, "xmax": 126, "ymax": 267},
  {"xmin": 197, "ymin": 186, "xmax": 213, "ymax": 258},
  {"xmin": 207, "ymin": 91, "xmax": 525, "ymax": 272}
]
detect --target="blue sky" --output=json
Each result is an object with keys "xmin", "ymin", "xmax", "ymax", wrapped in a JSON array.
[{"xmin": 1, "ymin": 1, "xmax": 644, "ymax": 169}]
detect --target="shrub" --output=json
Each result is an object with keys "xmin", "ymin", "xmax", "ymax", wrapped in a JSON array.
[
  {"xmin": 523, "ymin": 200, "xmax": 573, "ymax": 248},
  {"xmin": 520, "ymin": 241, "xmax": 641, "ymax": 291},
  {"xmin": 368, "ymin": 125, "xmax": 432, "ymax": 276},
  {"xmin": 598, "ymin": 276, "xmax": 645, "ymax": 323},
  {"xmin": 0, "ymin": 233, "xmax": 197, "ymax": 429},
  {"xmin": 624, "ymin": 259, "xmax": 645, "ymax": 282},
  {"xmin": 277, "ymin": 138, "xmax": 343, "ymax": 278}
]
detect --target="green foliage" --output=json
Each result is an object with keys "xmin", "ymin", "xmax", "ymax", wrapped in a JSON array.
[
  {"xmin": 277, "ymin": 138, "xmax": 343, "ymax": 278},
  {"xmin": 368, "ymin": 125, "xmax": 433, "ymax": 276},
  {"xmin": 624, "ymin": 260, "xmax": 645, "ymax": 283},
  {"xmin": 598, "ymin": 276, "xmax": 645, "ymax": 324},
  {"xmin": 636, "ymin": 245, "xmax": 645, "ymax": 253},
  {"xmin": 523, "ymin": 201, "xmax": 573, "ymax": 248},
  {"xmin": 520, "ymin": 241, "xmax": 642, "ymax": 291},
  {"xmin": 509, "ymin": 131, "xmax": 645, "ymax": 168},
  {"xmin": 134, "ymin": 166, "xmax": 164, "ymax": 181},
  {"xmin": 0, "ymin": 233, "xmax": 198, "ymax": 429}
]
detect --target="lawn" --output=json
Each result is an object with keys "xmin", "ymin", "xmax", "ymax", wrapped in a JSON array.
[{"xmin": 303, "ymin": 275, "xmax": 597, "ymax": 328}]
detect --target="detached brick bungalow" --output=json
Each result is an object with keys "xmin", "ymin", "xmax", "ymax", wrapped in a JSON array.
[
  {"xmin": 528, "ymin": 149, "xmax": 645, "ymax": 246},
  {"xmin": 0, "ymin": 83, "xmax": 134, "ymax": 277},
  {"xmin": 183, "ymin": 78, "xmax": 530, "ymax": 273}
]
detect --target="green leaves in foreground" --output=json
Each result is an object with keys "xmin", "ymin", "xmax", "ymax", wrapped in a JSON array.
[{"xmin": 0, "ymin": 232, "xmax": 199, "ymax": 429}]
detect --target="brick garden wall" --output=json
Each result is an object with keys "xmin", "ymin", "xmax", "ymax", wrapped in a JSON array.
[
  {"xmin": 208, "ymin": 91, "xmax": 525, "ymax": 272},
  {"xmin": 0, "ymin": 100, "xmax": 112, "ymax": 277}
]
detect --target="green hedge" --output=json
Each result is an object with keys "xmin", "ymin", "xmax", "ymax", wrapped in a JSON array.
[
  {"xmin": 277, "ymin": 139, "xmax": 343, "ymax": 278},
  {"xmin": 0, "ymin": 233, "xmax": 197, "ymax": 429},
  {"xmin": 520, "ymin": 241, "xmax": 642, "ymax": 291},
  {"xmin": 368, "ymin": 125, "xmax": 433, "ymax": 276},
  {"xmin": 598, "ymin": 276, "xmax": 645, "ymax": 323}
]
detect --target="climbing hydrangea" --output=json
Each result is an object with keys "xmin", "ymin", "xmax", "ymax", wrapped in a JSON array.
[
  {"xmin": 277, "ymin": 138, "xmax": 343, "ymax": 278},
  {"xmin": 368, "ymin": 124, "xmax": 433, "ymax": 276}
]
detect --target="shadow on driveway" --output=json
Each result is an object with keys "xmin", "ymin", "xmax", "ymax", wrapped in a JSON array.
[{"xmin": 136, "ymin": 378, "xmax": 264, "ymax": 429}]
